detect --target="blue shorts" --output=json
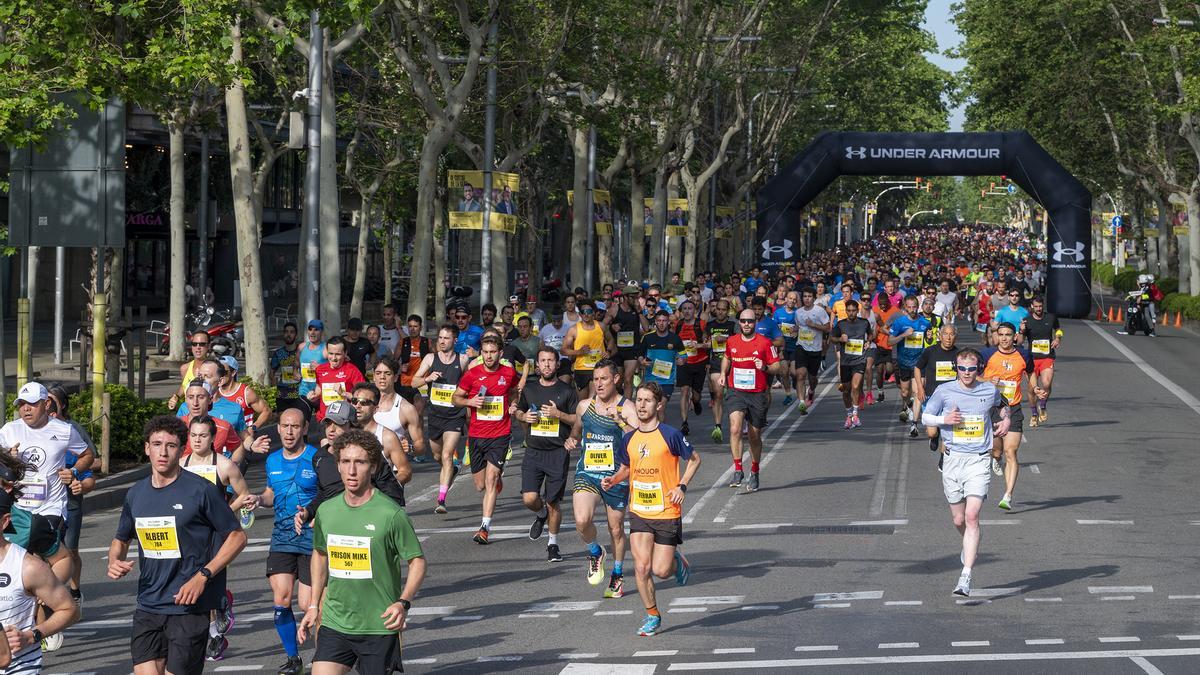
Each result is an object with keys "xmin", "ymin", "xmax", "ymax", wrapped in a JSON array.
[{"xmin": 573, "ymin": 472, "xmax": 628, "ymax": 511}]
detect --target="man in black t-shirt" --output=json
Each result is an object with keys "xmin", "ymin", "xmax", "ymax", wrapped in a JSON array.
[
  {"xmin": 705, "ymin": 299, "xmax": 737, "ymax": 442},
  {"xmin": 109, "ymin": 416, "xmax": 247, "ymax": 675},
  {"xmin": 915, "ymin": 324, "xmax": 962, "ymax": 456},
  {"xmin": 516, "ymin": 347, "xmax": 580, "ymax": 563},
  {"xmin": 1021, "ymin": 296, "xmax": 1061, "ymax": 426},
  {"xmin": 341, "ymin": 318, "xmax": 374, "ymax": 375}
]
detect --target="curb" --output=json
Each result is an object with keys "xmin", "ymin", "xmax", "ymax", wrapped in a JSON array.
[{"xmin": 84, "ymin": 464, "xmax": 151, "ymax": 514}]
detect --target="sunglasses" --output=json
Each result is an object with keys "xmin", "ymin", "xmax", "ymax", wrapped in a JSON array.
[
  {"xmin": 190, "ymin": 341, "xmax": 209, "ymax": 347},
  {"xmin": 580, "ymin": 308, "xmax": 595, "ymax": 314},
  {"xmin": 738, "ymin": 318, "xmax": 756, "ymax": 324},
  {"xmin": 455, "ymin": 315, "xmax": 470, "ymax": 320},
  {"xmin": 349, "ymin": 398, "xmax": 377, "ymax": 406},
  {"xmin": 955, "ymin": 365, "xmax": 980, "ymax": 373}
]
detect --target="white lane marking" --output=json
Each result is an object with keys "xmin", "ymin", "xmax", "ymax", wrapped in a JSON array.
[
  {"xmin": 813, "ymin": 591, "xmax": 883, "ymax": 601},
  {"xmin": 740, "ymin": 605, "xmax": 780, "ymax": 611},
  {"xmin": 529, "ymin": 601, "xmax": 602, "ymax": 612},
  {"xmin": 664, "ymin": 648, "xmax": 1200, "ymax": 670},
  {"xmin": 849, "ymin": 519, "xmax": 908, "ymax": 526},
  {"xmin": 1028, "ymin": 463, "xmax": 1041, "ymax": 474},
  {"xmin": 878, "ymin": 642, "xmax": 920, "ymax": 649},
  {"xmin": 1087, "ymin": 321, "xmax": 1200, "ymax": 418},
  {"xmin": 1176, "ymin": 635, "xmax": 1200, "ymax": 641},
  {"xmin": 713, "ymin": 648, "xmax": 756, "ymax": 654},
  {"xmin": 1169, "ymin": 595, "xmax": 1200, "ymax": 600},
  {"xmin": 1076, "ymin": 520, "xmax": 1133, "ymax": 525},
  {"xmin": 971, "ymin": 588, "xmax": 1020, "ymax": 598},
  {"xmin": 1089, "ymin": 586, "xmax": 1153, "ymax": 594},
  {"xmin": 416, "ymin": 524, "xmax": 536, "ymax": 534},
  {"xmin": 409, "ymin": 606, "xmax": 456, "ymax": 616},
  {"xmin": 869, "ymin": 413, "xmax": 899, "ymax": 517},
  {"xmin": 1024, "ymin": 597, "xmax": 1062, "ymax": 603},
  {"xmin": 1026, "ymin": 639, "xmax": 1065, "ymax": 645},
  {"xmin": 478, "ymin": 655, "xmax": 523, "ymax": 662},
  {"xmin": 561, "ymin": 666, "xmax": 656, "ymax": 675},
  {"xmin": 884, "ymin": 601, "xmax": 923, "ymax": 606},
  {"xmin": 794, "ymin": 645, "xmax": 839, "ymax": 652},
  {"xmin": 1130, "ymin": 656, "xmax": 1166, "ymax": 675},
  {"xmin": 635, "ymin": 650, "xmax": 679, "ymax": 657},
  {"xmin": 407, "ymin": 658, "xmax": 438, "ymax": 665},
  {"xmin": 519, "ymin": 613, "xmax": 560, "ymax": 618},
  {"xmin": 441, "ymin": 615, "xmax": 483, "ymax": 621},
  {"xmin": 1101, "ymin": 596, "xmax": 1136, "ymax": 601},
  {"xmin": 731, "ymin": 523, "xmax": 793, "ymax": 529},
  {"xmin": 1099, "ymin": 637, "xmax": 1141, "ymax": 643},
  {"xmin": 671, "ymin": 596, "xmax": 743, "ymax": 605},
  {"xmin": 813, "ymin": 603, "xmax": 851, "ymax": 609},
  {"xmin": 668, "ymin": 607, "xmax": 707, "ymax": 613},
  {"xmin": 893, "ymin": 425, "xmax": 910, "ymax": 518},
  {"xmin": 951, "ymin": 641, "xmax": 990, "ymax": 647},
  {"xmin": 980, "ymin": 519, "xmax": 1021, "ymax": 525},
  {"xmin": 561, "ymin": 654, "xmax": 600, "ymax": 659},
  {"xmin": 594, "ymin": 610, "xmax": 634, "ymax": 616}
]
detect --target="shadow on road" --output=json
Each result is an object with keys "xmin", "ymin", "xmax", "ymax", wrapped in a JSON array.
[
  {"xmin": 997, "ymin": 564, "xmax": 1121, "ymax": 595},
  {"xmin": 1015, "ymin": 494, "xmax": 1122, "ymax": 513},
  {"xmin": 752, "ymin": 474, "xmax": 873, "ymax": 493}
]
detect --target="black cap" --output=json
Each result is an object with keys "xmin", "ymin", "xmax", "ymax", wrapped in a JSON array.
[{"xmin": 347, "ymin": 317, "xmax": 364, "ymax": 331}]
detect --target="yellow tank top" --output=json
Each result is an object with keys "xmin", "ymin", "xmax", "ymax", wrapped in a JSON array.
[
  {"xmin": 183, "ymin": 359, "xmax": 198, "ymax": 386},
  {"xmin": 572, "ymin": 322, "xmax": 605, "ymax": 371}
]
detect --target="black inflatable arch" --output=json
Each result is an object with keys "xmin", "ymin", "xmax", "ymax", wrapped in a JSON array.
[{"xmin": 756, "ymin": 131, "xmax": 1091, "ymax": 318}]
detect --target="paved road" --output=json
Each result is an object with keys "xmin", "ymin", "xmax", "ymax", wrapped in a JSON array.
[{"xmin": 40, "ymin": 319, "xmax": 1200, "ymax": 674}]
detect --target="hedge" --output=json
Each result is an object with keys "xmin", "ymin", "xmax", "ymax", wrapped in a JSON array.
[
  {"xmin": 1162, "ymin": 293, "xmax": 1200, "ymax": 320},
  {"xmin": 1093, "ymin": 263, "xmax": 1178, "ymax": 295}
]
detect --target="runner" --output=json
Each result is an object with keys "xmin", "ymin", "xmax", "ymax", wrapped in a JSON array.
[
  {"xmin": 516, "ymin": 347, "xmax": 580, "ymax": 562},
  {"xmin": 109, "ymin": 415, "xmax": 248, "ymax": 675},
  {"xmin": 411, "ymin": 324, "xmax": 470, "ymax": 514},
  {"xmin": 371, "ymin": 357, "xmax": 428, "ymax": 462},
  {"xmin": 351, "ymin": 382, "xmax": 416, "ymax": 482},
  {"xmin": 773, "ymin": 291, "xmax": 800, "ymax": 407},
  {"xmin": 566, "ymin": 359, "xmax": 637, "ymax": 598},
  {"xmin": 921, "ymin": 348, "xmax": 1012, "ymax": 597},
  {"xmin": 377, "ymin": 302, "xmax": 404, "ymax": 356},
  {"xmin": 705, "ymin": 299, "xmax": 736, "ymax": 440},
  {"xmin": 722, "ymin": 309, "xmax": 781, "ymax": 492},
  {"xmin": 888, "ymin": 295, "xmax": 932, "ymax": 437},
  {"xmin": 169, "ymin": 330, "xmax": 212, "ymax": 410},
  {"xmin": 298, "ymin": 320, "xmax": 328, "ymax": 404},
  {"xmin": 990, "ymin": 288, "xmax": 1030, "ymax": 346},
  {"xmin": 672, "ymin": 299, "xmax": 708, "ymax": 437},
  {"xmin": 309, "ymin": 337, "xmax": 366, "ymax": 422},
  {"xmin": 1022, "ymin": 296, "xmax": 1061, "ymax": 426},
  {"xmin": 453, "ymin": 335, "xmax": 520, "ymax": 544},
  {"xmin": 45, "ymin": 386, "xmax": 94, "ymax": 613},
  {"xmin": 606, "ymin": 289, "xmax": 648, "ymax": 398},
  {"xmin": 831, "ymin": 299, "xmax": 872, "ymax": 429},
  {"xmin": 562, "ymin": 298, "xmax": 615, "ymax": 398},
  {"xmin": 452, "ymin": 306, "xmax": 484, "ymax": 356},
  {"xmin": 270, "ymin": 322, "xmax": 302, "ymax": 404},
  {"xmin": 297, "ymin": 430, "xmax": 426, "ymax": 675},
  {"xmin": 178, "ymin": 379, "xmax": 259, "ymax": 463},
  {"xmin": 395, "ymin": 314, "xmax": 431, "ymax": 412},
  {"xmin": 637, "ymin": 311, "xmax": 686, "ymax": 421},
  {"xmin": 982, "ymin": 323, "xmax": 1034, "ymax": 511},
  {"xmin": 217, "ymin": 355, "xmax": 271, "ymax": 429},
  {"xmin": 793, "ymin": 287, "xmax": 831, "ymax": 415},
  {"xmin": 869, "ymin": 292, "xmax": 899, "ymax": 406},
  {"xmin": 254, "ymin": 407, "xmax": 319, "ymax": 675},
  {"xmin": 915, "ymin": 324, "xmax": 962, "ymax": 457},
  {"xmin": 602, "ymin": 381, "xmax": 700, "ymax": 637}
]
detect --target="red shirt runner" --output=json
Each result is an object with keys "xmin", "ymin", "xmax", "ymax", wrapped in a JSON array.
[
  {"xmin": 314, "ymin": 362, "xmax": 366, "ymax": 420},
  {"xmin": 723, "ymin": 333, "xmax": 779, "ymax": 393},
  {"xmin": 457, "ymin": 362, "xmax": 520, "ymax": 438}
]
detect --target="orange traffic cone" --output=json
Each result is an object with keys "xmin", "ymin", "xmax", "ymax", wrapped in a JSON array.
[
  {"xmin": 1095, "ymin": 306, "xmax": 1105, "ymax": 322},
  {"xmin": 1107, "ymin": 306, "xmax": 1115, "ymax": 322},
  {"xmin": 1175, "ymin": 312, "xmax": 1184, "ymax": 328},
  {"xmin": 1116, "ymin": 307, "xmax": 1123, "ymax": 322},
  {"xmin": 1161, "ymin": 312, "xmax": 1169, "ymax": 326}
]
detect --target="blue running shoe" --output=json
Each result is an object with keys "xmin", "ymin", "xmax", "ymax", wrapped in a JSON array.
[
  {"xmin": 674, "ymin": 549, "xmax": 691, "ymax": 586},
  {"xmin": 638, "ymin": 614, "xmax": 662, "ymax": 636}
]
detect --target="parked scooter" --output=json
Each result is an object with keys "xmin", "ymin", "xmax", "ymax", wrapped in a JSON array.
[{"xmin": 158, "ymin": 305, "xmax": 244, "ymax": 356}]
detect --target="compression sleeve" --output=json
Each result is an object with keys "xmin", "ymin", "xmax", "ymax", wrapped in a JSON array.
[{"xmin": 921, "ymin": 413, "xmax": 945, "ymax": 426}]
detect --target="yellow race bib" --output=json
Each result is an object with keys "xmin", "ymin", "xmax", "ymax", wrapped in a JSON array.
[
  {"xmin": 478, "ymin": 395, "xmax": 505, "ymax": 421},
  {"xmin": 301, "ymin": 362, "xmax": 317, "ymax": 382},
  {"xmin": 582, "ymin": 348, "xmax": 602, "ymax": 369},
  {"xmin": 935, "ymin": 361, "xmax": 955, "ymax": 381},
  {"xmin": 429, "ymin": 383, "xmax": 456, "ymax": 408},
  {"xmin": 954, "ymin": 414, "xmax": 985, "ymax": 439},
  {"xmin": 135, "ymin": 516, "xmax": 181, "ymax": 559},
  {"xmin": 904, "ymin": 334, "xmax": 925, "ymax": 349},
  {"xmin": 327, "ymin": 534, "xmax": 373, "ymax": 579},
  {"xmin": 631, "ymin": 480, "xmax": 665, "ymax": 515},
  {"xmin": 797, "ymin": 328, "xmax": 816, "ymax": 343},
  {"xmin": 780, "ymin": 323, "xmax": 797, "ymax": 338},
  {"xmin": 321, "ymin": 382, "xmax": 345, "ymax": 405},
  {"xmin": 185, "ymin": 464, "xmax": 219, "ymax": 485},
  {"xmin": 651, "ymin": 359, "xmax": 673, "ymax": 380},
  {"xmin": 998, "ymin": 380, "xmax": 1019, "ymax": 401},
  {"xmin": 281, "ymin": 365, "xmax": 300, "ymax": 385},
  {"xmin": 583, "ymin": 441, "xmax": 615, "ymax": 473},
  {"xmin": 530, "ymin": 415, "xmax": 560, "ymax": 437},
  {"xmin": 710, "ymin": 336, "xmax": 726, "ymax": 354},
  {"xmin": 1032, "ymin": 339, "xmax": 1050, "ymax": 355},
  {"xmin": 617, "ymin": 331, "xmax": 635, "ymax": 348},
  {"xmin": 845, "ymin": 339, "xmax": 864, "ymax": 356}
]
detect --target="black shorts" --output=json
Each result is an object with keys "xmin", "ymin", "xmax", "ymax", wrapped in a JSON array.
[
  {"xmin": 427, "ymin": 413, "xmax": 465, "ymax": 441},
  {"xmin": 397, "ymin": 385, "xmax": 420, "ymax": 404},
  {"xmin": 675, "ymin": 363, "xmax": 707, "ymax": 391},
  {"xmin": 629, "ymin": 512, "xmax": 684, "ymax": 546},
  {"xmin": 573, "ymin": 369, "xmax": 594, "ymax": 391},
  {"xmin": 839, "ymin": 363, "xmax": 866, "ymax": 383},
  {"xmin": 991, "ymin": 405, "xmax": 1025, "ymax": 434},
  {"xmin": 898, "ymin": 366, "xmax": 916, "ymax": 382},
  {"xmin": 131, "ymin": 609, "xmax": 209, "ymax": 675},
  {"xmin": 521, "ymin": 449, "xmax": 570, "ymax": 503},
  {"xmin": 266, "ymin": 550, "xmax": 312, "ymax": 586},
  {"xmin": 469, "ymin": 435, "xmax": 510, "ymax": 473},
  {"xmin": 725, "ymin": 389, "xmax": 769, "ymax": 429},
  {"xmin": 875, "ymin": 348, "xmax": 893, "ymax": 364},
  {"xmin": 556, "ymin": 359, "xmax": 573, "ymax": 378},
  {"xmin": 64, "ymin": 503, "xmax": 83, "ymax": 550},
  {"xmin": 616, "ymin": 347, "xmax": 640, "ymax": 364},
  {"xmin": 312, "ymin": 626, "xmax": 402, "ymax": 674},
  {"xmin": 794, "ymin": 349, "xmax": 823, "ymax": 374}
]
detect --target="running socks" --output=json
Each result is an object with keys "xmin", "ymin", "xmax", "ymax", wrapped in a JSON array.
[
  {"xmin": 589, "ymin": 541, "xmax": 603, "ymax": 557},
  {"xmin": 733, "ymin": 459, "xmax": 743, "ymax": 472},
  {"xmin": 646, "ymin": 605, "xmax": 660, "ymax": 617},
  {"xmin": 481, "ymin": 517, "xmax": 492, "ymax": 531},
  {"xmin": 548, "ymin": 533, "xmax": 558, "ymax": 546},
  {"xmin": 273, "ymin": 606, "xmax": 299, "ymax": 658},
  {"xmin": 751, "ymin": 461, "xmax": 760, "ymax": 474},
  {"xmin": 438, "ymin": 485, "xmax": 448, "ymax": 501},
  {"xmin": 613, "ymin": 561, "xmax": 624, "ymax": 576}
]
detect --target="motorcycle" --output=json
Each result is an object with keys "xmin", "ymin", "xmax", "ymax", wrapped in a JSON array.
[
  {"xmin": 158, "ymin": 305, "xmax": 244, "ymax": 356},
  {"xmin": 1122, "ymin": 290, "xmax": 1153, "ymax": 336}
]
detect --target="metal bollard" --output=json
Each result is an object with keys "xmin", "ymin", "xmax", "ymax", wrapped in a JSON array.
[{"xmin": 138, "ymin": 329, "xmax": 147, "ymax": 399}]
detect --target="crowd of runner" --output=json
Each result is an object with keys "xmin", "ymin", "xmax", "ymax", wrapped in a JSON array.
[{"xmin": 0, "ymin": 223, "xmax": 1067, "ymax": 673}]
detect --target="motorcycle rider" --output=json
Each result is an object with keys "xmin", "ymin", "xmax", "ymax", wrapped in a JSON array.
[{"xmin": 1119, "ymin": 274, "xmax": 1163, "ymax": 337}]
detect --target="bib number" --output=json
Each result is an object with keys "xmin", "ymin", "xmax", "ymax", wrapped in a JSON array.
[
  {"xmin": 583, "ymin": 442, "xmax": 615, "ymax": 473},
  {"xmin": 904, "ymin": 334, "xmax": 924, "ymax": 349},
  {"xmin": 530, "ymin": 415, "xmax": 560, "ymax": 437},
  {"xmin": 478, "ymin": 396, "xmax": 505, "ymax": 421},
  {"xmin": 429, "ymin": 383, "xmax": 456, "ymax": 408},
  {"xmin": 998, "ymin": 380, "xmax": 1019, "ymax": 401},
  {"xmin": 185, "ymin": 464, "xmax": 219, "ymax": 485},
  {"xmin": 845, "ymin": 339, "xmax": 864, "ymax": 356},
  {"xmin": 135, "ymin": 516, "xmax": 181, "ymax": 559},
  {"xmin": 327, "ymin": 534, "xmax": 373, "ymax": 579},
  {"xmin": 780, "ymin": 323, "xmax": 797, "ymax": 338},
  {"xmin": 582, "ymin": 348, "xmax": 602, "ymax": 369},
  {"xmin": 954, "ymin": 414, "xmax": 985, "ymax": 440},
  {"xmin": 617, "ymin": 331, "xmax": 635, "ymax": 348},
  {"xmin": 281, "ymin": 365, "xmax": 300, "ymax": 384},
  {"xmin": 797, "ymin": 328, "xmax": 816, "ymax": 343},
  {"xmin": 683, "ymin": 341, "xmax": 697, "ymax": 358},
  {"xmin": 301, "ymin": 362, "xmax": 317, "ymax": 382},
  {"xmin": 321, "ymin": 382, "xmax": 345, "ymax": 406},
  {"xmin": 733, "ymin": 367, "xmax": 757, "ymax": 391},
  {"xmin": 935, "ymin": 361, "xmax": 955, "ymax": 381},
  {"xmin": 710, "ymin": 336, "xmax": 726, "ymax": 354},
  {"xmin": 631, "ymin": 480, "xmax": 665, "ymax": 515},
  {"xmin": 1032, "ymin": 339, "xmax": 1050, "ymax": 355},
  {"xmin": 651, "ymin": 359, "xmax": 673, "ymax": 380}
]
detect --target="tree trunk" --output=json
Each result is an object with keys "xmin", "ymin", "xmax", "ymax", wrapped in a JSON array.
[
  {"xmin": 382, "ymin": 220, "xmax": 393, "ymax": 307},
  {"xmin": 569, "ymin": 126, "xmax": 589, "ymax": 290},
  {"xmin": 26, "ymin": 246, "xmax": 38, "ymax": 322},
  {"xmin": 350, "ymin": 204, "xmax": 370, "ymax": 319},
  {"xmin": 667, "ymin": 173, "xmax": 682, "ymax": 278},
  {"xmin": 598, "ymin": 230, "xmax": 613, "ymax": 286},
  {"xmin": 225, "ymin": 20, "xmax": 270, "ymax": 382},
  {"xmin": 491, "ymin": 228, "xmax": 508, "ymax": 301},
  {"xmin": 319, "ymin": 48, "xmax": 342, "ymax": 331},
  {"xmin": 630, "ymin": 172, "xmax": 645, "ymax": 281},
  {"xmin": 1187, "ymin": 191, "xmax": 1200, "ymax": 294},
  {"xmin": 168, "ymin": 119, "xmax": 187, "ymax": 361},
  {"xmin": 433, "ymin": 191, "xmax": 448, "ymax": 319},
  {"xmin": 407, "ymin": 135, "xmax": 445, "ymax": 320},
  {"xmin": 649, "ymin": 168, "xmax": 667, "ymax": 282}
]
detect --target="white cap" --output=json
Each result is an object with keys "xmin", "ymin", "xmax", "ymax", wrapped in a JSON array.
[{"xmin": 16, "ymin": 382, "xmax": 48, "ymax": 404}]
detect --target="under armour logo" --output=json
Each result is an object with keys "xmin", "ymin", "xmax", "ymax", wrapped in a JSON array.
[
  {"xmin": 761, "ymin": 239, "xmax": 793, "ymax": 260},
  {"xmin": 845, "ymin": 146, "xmax": 867, "ymax": 159},
  {"xmin": 1051, "ymin": 241, "xmax": 1084, "ymax": 262}
]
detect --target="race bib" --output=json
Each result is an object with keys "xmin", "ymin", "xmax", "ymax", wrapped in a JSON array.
[
  {"xmin": 954, "ymin": 414, "xmax": 985, "ymax": 440},
  {"xmin": 617, "ymin": 331, "xmax": 635, "ymax": 348},
  {"xmin": 845, "ymin": 339, "xmax": 864, "ymax": 356},
  {"xmin": 185, "ymin": 464, "xmax": 219, "ymax": 485},
  {"xmin": 904, "ymin": 334, "xmax": 925, "ymax": 349},
  {"xmin": 630, "ymin": 480, "xmax": 665, "ymax": 515},
  {"xmin": 651, "ymin": 359, "xmax": 673, "ymax": 380},
  {"xmin": 1032, "ymin": 339, "xmax": 1051, "ymax": 355},
  {"xmin": 301, "ymin": 362, "xmax": 317, "ymax": 382},
  {"xmin": 797, "ymin": 328, "xmax": 816, "ymax": 343},
  {"xmin": 780, "ymin": 323, "xmax": 798, "ymax": 338},
  {"xmin": 530, "ymin": 415, "xmax": 560, "ymax": 437},
  {"xmin": 998, "ymin": 379, "xmax": 1019, "ymax": 401},
  {"xmin": 733, "ymin": 367, "xmax": 757, "ymax": 391},
  {"xmin": 583, "ymin": 441, "xmax": 615, "ymax": 473},
  {"xmin": 935, "ymin": 361, "xmax": 955, "ymax": 381},
  {"xmin": 327, "ymin": 534, "xmax": 372, "ymax": 579},
  {"xmin": 710, "ymin": 336, "xmax": 726, "ymax": 354},
  {"xmin": 135, "ymin": 516, "xmax": 181, "ymax": 559},
  {"xmin": 280, "ymin": 365, "xmax": 300, "ymax": 385},
  {"xmin": 683, "ymin": 341, "xmax": 697, "ymax": 358},
  {"xmin": 582, "ymin": 348, "xmax": 602, "ymax": 369},
  {"xmin": 321, "ymin": 382, "xmax": 345, "ymax": 405},
  {"xmin": 478, "ymin": 396, "xmax": 505, "ymax": 421},
  {"xmin": 429, "ymin": 383, "xmax": 456, "ymax": 408},
  {"xmin": 15, "ymin": 476, "xmax": 47, "ymax": 509},
  {"xmin": 975, "ymin": 323, "xmax": 987, "ymax": 333}
]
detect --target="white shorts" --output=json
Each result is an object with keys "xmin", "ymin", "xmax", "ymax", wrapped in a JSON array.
[{"xmin": 942, "ymin": 452, "xmax": 990, "ymax": 504}]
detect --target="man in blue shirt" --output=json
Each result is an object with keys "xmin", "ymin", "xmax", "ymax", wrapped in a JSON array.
[
  {"xmin": 750, "ymin": 296, "xmax": 782, "ymax": 348},
  {"xmin": 772, "ymin": 291, "xmax": 800, "ymax": 407},
  {"xmin": 991, "ymin": 289, "xmax": 1030, "ymax": 345},
  {"xmin": 452, "ymin": 305, "xmax": 484, "ymax": 356},
  {"xmin": 888, "ymin": 295, "xmax": 932, "ymax": 437}
]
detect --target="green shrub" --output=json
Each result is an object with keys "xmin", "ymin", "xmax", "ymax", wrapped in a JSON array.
[
  {"xmin": 1161, "ymin": 293, "xmax": 1200, "ymax": 320},
  {"xmin": 69, "ymin": 384, "xmax": 169, "ymax": 465},
  {"xmin": 240, "ymin": 376, "xmax": 277, "ymax": 412},
  {"xmin": 1113, "ymin": 269, "xmax": 1141, "ymax": 292},
  {"xmin": 1159, "ymin": 277, "xmax": 1179, "ymax": 295}
]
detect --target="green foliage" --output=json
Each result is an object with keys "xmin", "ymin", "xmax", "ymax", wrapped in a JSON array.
[
  {"xmin": 70, "ymin": 384, "xmax": 170, "ymax": 465},
  {"xmin": 1159, "ymin": 277, "xmax": 1179, "ymax": 295},
  {"xmin": 1162, "ymin": 292, "xmax": 1200, "ymax": 320},
  {"xmin": 1091, "ymin": 262, "xmax": 1136, "ymax": 287},
  {"xmin": 239, "ymin": 375, "xmax": 277, "ymax": 411}
]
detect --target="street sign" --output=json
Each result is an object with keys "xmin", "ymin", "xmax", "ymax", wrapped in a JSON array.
[
  {"xmin": 1006, "ymin": 184, "xmax": 1017, "ymax": 195},
  {"xmin": 1111, "ymin": 215, "xmax": 1123, "ymax": 229}
]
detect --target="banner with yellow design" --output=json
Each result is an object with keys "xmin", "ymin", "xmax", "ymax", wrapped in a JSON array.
[{"xmin": 448, "ymin": 170, "xmax": 520, "ymax": 233}]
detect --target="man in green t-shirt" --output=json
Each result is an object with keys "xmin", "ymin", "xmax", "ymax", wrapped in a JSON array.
[{"xmin": 298, "ymin": 430, "xmax": 426, "ymax": 674}]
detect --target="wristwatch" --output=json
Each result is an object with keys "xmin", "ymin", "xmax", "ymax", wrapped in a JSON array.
[
  {"xmin": 199, "ymin": 567, "xmax": 213, "ymax": 580},
  {"xmin": 678, "ymin": 484, "xmax": 688, "ymax": 493},
  {"xmin": 31, "ymin": 628, "xmax": 43, "ymax": 644},
  {"xmin": 397, "ymin": 598, "xmax": 412, "ymax": 611}
]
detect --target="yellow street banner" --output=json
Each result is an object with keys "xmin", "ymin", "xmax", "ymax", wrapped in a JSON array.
[
  {"xmin": 448, "ymin": 170, "xmax": 519, "ymax": 233},
  {"xmin": 568, "ymin": 189, "xmax": 613, "ymax": 236},
  {"xmin": 644, "ymin": 198, "xmax": 690, "ymax": 237},
  {"xmin": 1175, "ymin": 225, "xmax": 1190, "ymax": 236},
  {"xmin": 1144, "ymin": 227, "xmax": 1159, "ymax": 237},
  {"xmin": 714, "ymin": 206, "xmax": 734, "ymax": 239}
]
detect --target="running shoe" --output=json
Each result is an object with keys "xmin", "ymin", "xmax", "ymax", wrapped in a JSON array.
[
  {"xmin": 844, "ymin": 415, "xmax": 853, "ymax": 430},
  {"xmin": 238, "ymin": 506, "xmax": 255, "ymax": 529},
  {"xmin": 851, "ymin": 414, "xmax": 862, "ymax": 429},
  {"xmin": 782, "ymin": 395, "xmax": 794, "ymax": 407},
  {"xmin": 1116, "ymin": 330, "xmax": 1129, "ymax": 335},
  {"xmin": 205, "ymin": 635, "xmax": 228, "ymax": 661},
  {"xmin": 805, "ymin": 396, "xmax": 814, "ymax": 409},
  {"xmin": 692, "ymin": 393, "xmax": 703, "ymax": 416},
  {"xmin": 991, "ymin": 458, "xmax": 1004, "ymax": 477},
  {"xmin": 674, "ymin": 549, "xmax": 691, "ymax": 586},
  {"xmin": 505, "ymin": 445, "xmax": 513, "ymax": 461},
  {"xmin": 729, "ymin": 470, "xmax": 744, "ymax": 488},
  {"xmin": 412, "ymin": 453, "xmax": 430, "ymax": 463},
  {"xmin": 864, "ymin": 391, "xmax": 874, "ymax": 406},
  {"xmin": 745, "ymin": 473, "xmax": 760, "ymax": 493},
  {"xmin": 41, "ymin": 632, "xmax": 63, "ymax": 652},
  {"xmin": 547, "ymin": 544, "xmax": 564, "ymax": 563},
  {"xmin": 604, "ymin": 573, "xmax": 625, "ymax": 598},
  {"xmin": 529, "ymin": 507, "xmax": 548, "ymax": 540},
  {"xmin": 929, "ymin": 436, "xmax": 939, "ymax": 453},
  {"xmin": 711, "ymin": 425, "xmax": 723, "ymax": 442},
  {"xmin": 278, "ymin": 656, "xmax": 304, "ymax": 675},
  {"xmin": 587, "ymin": 547, "xmax": 607, "ymax": 585},
  {"xmin": 463, "ymin": 445, "xmax": 471, "ymax": 467},
  {"xmin": 1039, "ymin": 410, "xmax": 1048, "ymax": 423},
  {"xmin": 878, "ymin": 390, "xmax": 885, "ymax": 402},
  {"xmin": 908, "ymin": 423, "xmax": 918, "ymax": 438},
  {"xmin": 473, "ymin": 528, "xmax": 490, "ymax": 545},
  {"xmin": 435, "ymin": 500, "xmax": 448, "ymax": 514},
  {"xmin": 1029, "ymin": 414, "xmax": 1039, "ymax": 428},
  {"xmin": 953, "ymin": 572, "xmax": 971, "ymax": 597},
  {"xmin": 680, "ymin": 420, "xmax": 690, "ymax": 437},
  {"xmin": 638, "ymin": 614, "xmax": 663, "ymax": 636},
  {"xmin": 216, "ymin": 589, "xmax": 235, "ymax": 634},
  {"xmin": 998, "ymin": 494, "xmax": 1012, "ymax": 511},
  {"xmin": 899, "ymin": 408, "xmax": 909, "ymax": 423},
  {"xmin": 798, "ymin": 402, "xmax": 808, "ymax": 416}
]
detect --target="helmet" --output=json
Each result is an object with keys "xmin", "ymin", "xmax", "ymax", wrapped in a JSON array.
[{"xmin": 1137, "ymin": 274, "xmax": 1153, "ymax": 285}]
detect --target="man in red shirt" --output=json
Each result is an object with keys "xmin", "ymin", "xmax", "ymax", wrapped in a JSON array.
[
  {"xmin": 672, "ymin": 299, "xmax": 707, "ymax": 438},
  {"xmin": 720, "ymin": 309, "xmax": 781, "ymax": 494},
  {"xmin": 452, "ymin": 335, "xmax": 520, "ymax": 545},
  {"xmin": 309, "ymin": 337, "xmax": 365, "ymax": 421}
]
